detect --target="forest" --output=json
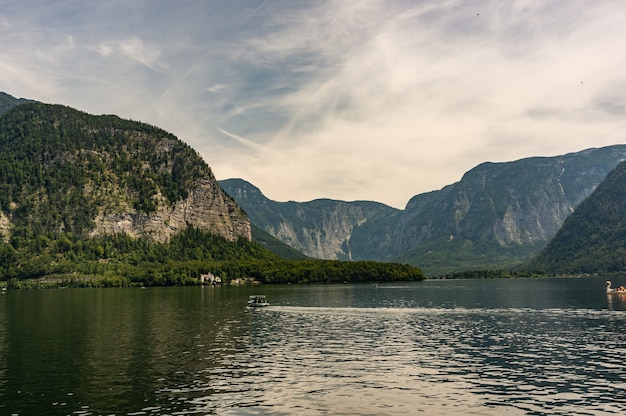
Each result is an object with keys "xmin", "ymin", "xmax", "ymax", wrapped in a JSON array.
[{"xmin": 0, "ymin": 227, "xmax": 424, "ymax": 288}]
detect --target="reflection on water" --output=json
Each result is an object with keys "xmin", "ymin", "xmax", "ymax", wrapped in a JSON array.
[
  {"xmin": 607, "ymin": 292, "xmax": 626, "ymax": 311},
  {"xmin": 159, "ymin": 306, "xmax": 626, "ymax": 415},
  {"xmin": 0, "ymin": 277, "xmax": 626, "ymax": 415}
]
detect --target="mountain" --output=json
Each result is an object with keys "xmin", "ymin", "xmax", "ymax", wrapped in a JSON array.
[
  {"xmin": 0, "ymin": 92, "xmax": 33, "ymax": 116},
  {"xmin": 527, "ymin": 161, "xmax": 626, "ymax": 274},
  {"xmin": 389, "ymin": 146, "xmax": 626, "ymax": 274},
  {"xmin": 0, "ymin": 96, "xmax": 424, "ymax": 286},
  {"xmin": 219, "ymin": 178, "xmax": 400, "ymax": 260},
  {"xmin": 221, "ymin": 145, "xmax": 626, "ymax": 275},
  {"xmin": 251, "ymin": 224, "xmax": 310, "ymax": 260},
  {"xmin": 0, "ymin": 101, "xmax": 251, "ymax": 243}
]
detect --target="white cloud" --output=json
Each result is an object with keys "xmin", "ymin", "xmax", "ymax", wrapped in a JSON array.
[
  {"xmin": 216, "ymin": 128, "xmax": 267, "ymax": 152},
  {"xmin": 95, "ymin": 44, "xmax": 112, "ymax": 57},
  {"xmin": 1, "ymin": 0, "xmax": 625, "ymax": 208},
  {"xmin": 96, "ymin": 36, "xmax": 166, "ymax": 72}
]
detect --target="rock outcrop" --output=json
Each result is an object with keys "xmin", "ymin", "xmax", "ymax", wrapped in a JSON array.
[{"xmin": 90, "ymin": 178, "xmax": 250, "ymax": 243}]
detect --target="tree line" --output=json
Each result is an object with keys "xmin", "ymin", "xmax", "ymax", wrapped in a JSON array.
[{"xmin": 0, "ymin": 227, "xmax": 424, "ymax": 288}]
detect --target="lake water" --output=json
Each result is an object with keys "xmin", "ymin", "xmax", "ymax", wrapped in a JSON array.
[{"xmin": 1, "ymin": 276, "xmax": 626, "ymax": 415}]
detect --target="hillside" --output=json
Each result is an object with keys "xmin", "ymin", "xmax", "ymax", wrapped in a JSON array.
[
  {"xmin": 0, "ymin": 91, "xmax": 32, "ymax": 116},
  {"xmin": 389, "ymin": 146, "xmax": 626, "ymax": 274},
  {"xmin": 527, "ymin": 161, "xmax": 626, "ymax": 274},
  {"xmin": 219, "ymin": 178, "xmax": 400, "ymax": 260},
  {"xmin": 0, "ymin": 102, "xmax": 251, "ymax": 243},
  {"xmin": 222, "ymin": 145, "xmax": 626, "ymax": 275}
]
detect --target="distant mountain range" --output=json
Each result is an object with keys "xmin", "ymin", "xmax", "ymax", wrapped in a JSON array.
[
  {"xmin": 3, "ymin": 90, "xmax": 625, "ymax": 278},
  {"xmin": 221, "ymin": 145, "xmax": 626, "ymax": 275},
  {"xmin": 219, "ymin": 179, "xmax": 399, "ymax": 260}
]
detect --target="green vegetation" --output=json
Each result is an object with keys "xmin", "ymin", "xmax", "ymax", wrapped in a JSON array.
[
  {"xmin": 395, "ymin": 236, "xmax": 542, "ymax": 276},
  {"xmin": 0, "ymin": 91, "xmax": 32, "ymax": 116},
  {"xmin": 435, "ymin": 269, "xmax": 544, "ymax": 279},
  {"xmin": 526, "ymin": 161, "xmax": 626, "ymax": 274},
  {"xmin": 251, "ymin": 225, "xmax": 309, "ymax": 260},
  {"xmin": 0, "ymin": 102, "xmax": 210, "ymax": 236},
  {"xmin": 0, "ymin": 227, "xmax": 424, "ymax": 288}
]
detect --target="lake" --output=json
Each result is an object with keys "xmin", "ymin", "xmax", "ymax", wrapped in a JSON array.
[{"xmin": 1, "ymin": 276, "xmax": 626, "ymax": 415}]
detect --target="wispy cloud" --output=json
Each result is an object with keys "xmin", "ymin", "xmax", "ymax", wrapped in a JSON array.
[
  {"xmin": 1, "ymin": 0, "xmax": 625, "ymax": 208},
  {"xmin": 216, "ymin": 128, "xmax": 266, "ymax": 152},
  {"xmin": 95, "ymin": 36, "xmax": 166, "ymax": 72}
]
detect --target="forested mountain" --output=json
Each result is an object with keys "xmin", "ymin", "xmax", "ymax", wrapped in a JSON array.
[
  {"xmin": 527, "ymin": 161, "xmax": 626, "ymax": 274},
  {"xmin": 222, "ymin": 145, "xmax": 626, "ymax": 275},
  {"xmin": 0, "ymin": 95, "xmax": 424, "ymax": 286},
  {"xmin": 0, "ymin": 101, "xmax": 250, "ymax": 243}
]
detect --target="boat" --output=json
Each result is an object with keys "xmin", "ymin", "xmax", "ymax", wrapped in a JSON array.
[
  {"xmin": 605, "ymin": 281, "xmax": 626, "ymax": 294},
  {"xmin": 247, "ymin": 295, "xmax": 270, "ymax": 307}
]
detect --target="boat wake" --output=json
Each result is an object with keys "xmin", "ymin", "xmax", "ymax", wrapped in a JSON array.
[{"xmin": 268, "ymin": 305, "xmax": 626, "ymax": 318}]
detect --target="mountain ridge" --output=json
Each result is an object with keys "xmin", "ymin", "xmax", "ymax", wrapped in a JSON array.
[
  {"xmin": 0, "ymin": 100, "xmax": 251, "ymax": 243},
  {"xmin": 0, "ymin": 91, "xmax": 33, "ymax": 116},
  {"xmin": 219, "ymin": 178, "xmax": 399, "ymax": 260},
  {"xmin": 221, "ymin": 145, "xmax": 626, "ymax": 275},
  {"xmin": 527, "ymin": 160, "xmax": 626, "ymax": 274}
]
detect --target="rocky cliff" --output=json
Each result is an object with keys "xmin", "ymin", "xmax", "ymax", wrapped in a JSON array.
[
  {"xmin": 388, "ymin": 145, "xmax": 626, "ymax": 273},
  {"xmin": 528, "ymin": 160, "xmax": 626, "ymax": 274},
  {"xmin": 89, "ymin": 177, "xmax": 250, "ymax": 242},
  {"xmin": 222, "ymin": 145, "xmax": 626, "ymax": 274},
  {"xmin": 0, "ymin": 101, "xmax": 251, "ymax": 243},
  {"xmin": 219, "ymin": 179, "xmax": 399, "ymax": 259}
]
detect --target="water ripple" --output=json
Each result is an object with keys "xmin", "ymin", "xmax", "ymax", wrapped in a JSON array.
[{"xmin": 151, "ymin": 306, "xmax": 626, "ymax": 415}]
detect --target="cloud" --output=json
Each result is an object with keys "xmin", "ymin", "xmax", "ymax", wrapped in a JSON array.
[
  {"xmin": 1, "ymin": 0, "xmax": 625, "ymax": 208},
  {"xmin": 0, "ymin": 15, "xmax": 11, "ymax": 31},
  {"xmin": 95, "ymin": 36, "xmax": 166, "ymax": 72},
  {"xmin": 205, "ymin": 0, "xmax": 626, "ymax": 207},
  {"xmin": 216, "ymin": 128, "xmax": 267, "ymax": 152}
]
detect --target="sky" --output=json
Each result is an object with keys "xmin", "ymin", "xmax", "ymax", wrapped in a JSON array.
[{"xmin": 1, "ymin": 0, "xmax": 625, "ymax": 209}]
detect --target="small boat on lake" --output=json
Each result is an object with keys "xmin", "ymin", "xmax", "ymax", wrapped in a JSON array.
[
  {"xmin": 247, "ymin": 295, "xmax": 270, "ymax": 307},
  {"xmin": 606, "ymin": 281, "xmax": 626, "ymax": 294}
]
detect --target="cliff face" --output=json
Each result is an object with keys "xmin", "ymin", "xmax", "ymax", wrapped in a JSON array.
[
  {"xmin": 265, "ymin": 200, "xmax": 397, "ymax": 260},
  {"xmin": 0, "ymin": 101, "xmax": 250, "ymax": 243},
  {"xmin": 528, "ymin": 160, "xmax": 626, "ymax": 274},
  {"xmin": 222, "ymin": 145, "xmax": 626, "ymax": 274},
  {"xmin": 89, "ymin": 177, "xmax": 251, "ymax": 243},
  {"xmin": 219, "ymin": 179, "xmax": 399, "ymax": 260}
]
